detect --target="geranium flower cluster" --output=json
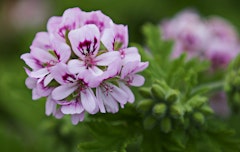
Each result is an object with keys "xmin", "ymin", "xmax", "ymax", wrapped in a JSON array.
[
  {"xmin": 21, "ymin": 7, "xmax": 148, "ymax": 125},
  {"xmin": 161, "ymin": 10, "xmax": 240, "ymax": 69}
]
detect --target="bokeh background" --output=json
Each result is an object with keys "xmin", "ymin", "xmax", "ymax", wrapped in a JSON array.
[{"xmin": 1, "ymin": 0, "xmax": 240, "ymax": 151}]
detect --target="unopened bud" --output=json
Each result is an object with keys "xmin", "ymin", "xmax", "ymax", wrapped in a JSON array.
[
  {"xmin": 139, "ymin": 87, "xmax": 152, "ymax": 98},
  {"xmin": 188, "ymin": 96, "xmax": 207, "ymax": 108},
  {"xmin": 143, "ymin": 116, "xmax": 156, "ymax": 130},
  {"xmin": 170, "ymin": 103, "xmax": 184, "ymax": 118},
  {"xmin": 165, "ymin": 89, "xmax": 179, "ymax": 104},
  {"xmin": 151, "ymin": 84, "xmax": 165, "ymax": 100},
  {"xmin": 137, "ymin": 99, "xmax": 154, "ymax": 113},
  {"xmin": 193, "ymin": 112, "xmax": 205, "ymax": 125},
  {"xmin": 200, "ymin": 105, "xmax": 214, "ymax": 115},
  {"xmin": 152, "ymin": 103, "xmax": 167, "ymax": 117},
  {"xmin": 161, "ymin": 118, "xmax": 172, "ymax": 133}
]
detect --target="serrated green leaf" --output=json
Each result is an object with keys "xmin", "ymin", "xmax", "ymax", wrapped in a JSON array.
[{"xmin": 78, "ymin": 120, "xmax": 138, "ymax": 152}]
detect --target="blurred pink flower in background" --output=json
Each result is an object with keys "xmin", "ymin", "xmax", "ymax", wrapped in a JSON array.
[{"xmin": 161, "ymin": 10, "xmax": 240, "ymax": 69}]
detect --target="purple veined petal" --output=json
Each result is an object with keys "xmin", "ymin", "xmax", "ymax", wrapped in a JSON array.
[
  {"xmin": 61, "ymin": 7, "xmax": 82, "ymax": 29},
  {"xmin": 95, "ymin": 51, "xmax": 120, "ymax": 66},
  {"xmin": 36, "ymin": 82, "xmax": 53, "ymax": 97},
  {"xmin": 101, "ymin": 28, "xmax": 115, "ymax": 51},
  {"xmin": 121, "ymin": 47, "xmax": 141, "ymax": 64},
  {"xmin": 21, "ymin": 53, "xmax": 42, "ymax": 70},
  {"xmin": 51, "ymin": 38, "xmax": 71, "ymax": 63},
  {"xmin": 47, "ymin": 16, "xmax": 62, "ymax": 33},
  {"xmin": 30, "ymin": 32, "xmax": 51, "ymax": 50},
  {"xmin": 30, "ymin": 68, "xmax": 49, "ymax": 79},
  {"xmin": 44, "ymin": 73, "xmax": 54, "ymax": 87},
  {"xmin": 52, "ymin": 83, "xmax": 78, "ymax": 100},
  {"xmin": 68, "ymin": 59, "xmax": 85, "ymax": 74},
  {"xmin": 129, "ymin": 74, "xmax": 145, "ymax": 87},
  {"xmin": 71, "ymin": 113, "xmax": 85, "ymax": 125},
  {"xmin": 61, "ymin": 101, "xmax": 84, "ymax": 114},
  {"xmin": 78, "ymin": 69, "xmax": 102, "ymax": 88},
  {"xmin": 96, "ymin": 87, "xmax": 106, "ymax": 113},
  {"xmin": 45, "ymin": 96, "xmax": 57, "ymax": 116},
  {"xmin": 54, "ymin": 109, "xmax": 64, "ymax": 119},
  {"xmin": 51, "ymin": 63, "xmax": 77, "ymax": 84},
  {"xmin": 31, "ymin": 47, "xmax": 57, "ymax": 63},
  {"xmin": 83, "ymin": 10, "xmax": 113, "ymax": 33},
  {"xmin": 134, "ymin": 62, "xmax": 149, "ymax": 74},
  {"xmin": 68, "ymin": 24, "xmax": 100, "ymax": 59},
  {"xmin": 113, "ymin": 24, "xmax": 129, "ymax": 49},
  {"xmin": 107, "ymin": 83, "xmax": 128, "ymax": 105},
  {"xmin": 89, "ymin": 66, "xmax": 103, "ymax": 76},
  {"xmin": 80, "ymin": 88, "xmax": 99, "ymax": 114},
  {"xmin": 25, "ymin": 77, "xmax": 37, "ymax": 89},
  {"xmin": 100, "ymin": 90, "xmax": 119, "ymax": 113},
  {"xmin": 119, "ymin": 82, "xmax": 135, "ymax": 103},
  {"xmin": 121, "ymin": 61, "xmax": 138, "ymax": 79}
]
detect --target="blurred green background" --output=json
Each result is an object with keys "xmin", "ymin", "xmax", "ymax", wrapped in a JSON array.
[{"xmin": 0, "ymin": 0, "xmax": 240, "ymax": 151}]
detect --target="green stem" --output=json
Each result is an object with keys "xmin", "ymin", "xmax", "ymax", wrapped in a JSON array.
[{"xmin": 191, "ymin": 81, "xmax": 224, "ymax": 95}]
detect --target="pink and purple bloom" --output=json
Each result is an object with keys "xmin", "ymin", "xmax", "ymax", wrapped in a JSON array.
[
  {"xmin": 21, "ymin": 7, "xmax": 148, "ymax": 125},
  {"xmin": 161, "ymin": 10, "xmax": 240, "ymax": 69}
]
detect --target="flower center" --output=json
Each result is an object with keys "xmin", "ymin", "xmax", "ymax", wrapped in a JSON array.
[{"xmin": 84, "ymin": 56, "xmax": 96, "ymax": 69}]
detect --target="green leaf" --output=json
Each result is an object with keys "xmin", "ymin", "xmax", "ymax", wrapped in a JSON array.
[{"xmin": 78, "ymin": 120, "xmax": 138, "ymax": 152}]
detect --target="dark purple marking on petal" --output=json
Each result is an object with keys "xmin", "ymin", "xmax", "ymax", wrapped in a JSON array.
[
  {"xmin": 54, "ymin": 50, "xmax": 60, "ymax": 60},
  {"xmin": 77, "ymin": 37, "xmax": 98, "ymax": 56},
  {"xmin": 62, "ymin": 73, "xmax": 76, "ymax": 83},
  {"xmin": 85, "ymin": 20, "xmax": 104, "ymax": 32}
]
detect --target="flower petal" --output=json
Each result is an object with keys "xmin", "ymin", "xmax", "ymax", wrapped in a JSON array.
[
  {"xmin": 80, "ymin": 88, "xmax": 98, "ymax": 114},
  {"xmin": 68, "ymin": 24, "xmax": 100, "ymax": 58},
  {"xmin": 21, "ymin": 53, "xmax": 42, "ymax": 70},
  {"xmin": 108, "ymin": 83, "xmax": 128, "ymax": 105},
  {"xmin": 130, "ymin": 74, "xmax": 145, "ymax": 87},
  {"xmin": 31, "ymin": 68, "xmax": 49, "ymax": 79},
  {"xmin": 30, "ymin": 32, "xmax": 51, "ymax": 50},
  {"xmin": 96, "ymin": 87, "xmax": 106, "ymax": 113},
  {"xmin": 44, "ymin": 73, "xmax": 54, "ymax": 87},
  {"xmin": 119, "ymin": 82, "xmax": 135, "ymax": 103},
  {"xmin": 61, "ymin": 101, "xmax": 84, "ymax": 114},
  {"xmin": 31, "ymin": 47, "xmax": 56, "ymax": 63},
  {"xmin": 45, "ymin": 96, "xmax": 56, "ymax": 116},
  {"xmin": 95, "ymin": 51, "xmax": 120, "ymax": 66},
  {"xmin": 67, "ymin": 59, "xmax": 85, "ymax": 74},
  {"xmin": 52, "ymin": 83, "xmax": 78, "ymax": 100},
  {"xmin": 71, "ymin": 113, "xmax": 85, "ymax": 125},
  {"xmin": 121, "ymin": 47, "xmax": 141, "ymax": 64}
]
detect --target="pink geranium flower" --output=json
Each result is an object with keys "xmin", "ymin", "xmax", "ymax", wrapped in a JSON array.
[{"xmin": 21, "ymin": 7, "xmax": 148, "ymax": 124}]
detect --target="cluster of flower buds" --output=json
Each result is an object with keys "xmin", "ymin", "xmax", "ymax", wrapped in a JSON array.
[
  {"xmin": 161, "ymin": 10, "xmax": 240, "ymax": 69},
  {"xmin": 21, "ymin": 7, "xmax": 148, "ymax": 124},
  {"xmin": 137, "ymin": 80, "xmax": 213, "ymax": 133}
]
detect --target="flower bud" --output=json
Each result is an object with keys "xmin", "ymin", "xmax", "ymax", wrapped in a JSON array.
[
  {"xmin": 151, "ymin": 84, "xmax": 165, "ymax": 100},
  {"xmin": 165, "ymin": 89, "xmax": 179, "ymax": 104},
  {"xmin": 188, "ymin": 96, "xmax": 207, "ymax": 108},
  {"xmin": 161, "ymin": 117, "xmax": 172, "ymax": 133},
  {"xmin": 170, "ymin": 103, "xmax": 184, "ymax": 118},
  {"xmin": 200, "ymin": 105, "xmax": 214, "ymax": 115},
  {"xmin": 193, "ymin": 112, "xmax": 205, "ymax": 125},
  {"xmin": 152, "ymin": 103, "xmax": 167, "ymax": 117},
  {"xmin": 137, "ymin": 99, "xmax": 154, "ymax": 113},
  {"xmin": 139, "ymin": 87, "xmax": 152, "ymax": 98},
  {"xmin": 143, "ymin": 116, "xmax": 157, "ymax": 130}
]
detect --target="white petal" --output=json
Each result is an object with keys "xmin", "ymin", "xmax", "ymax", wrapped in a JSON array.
[
  {"xmin": 130, "ymin": 74, "xmax": 145, "ymax": 87},
  {"xmin": 109, "ymin": 83, "xmax": 128, "ymax": 105},
  {"xmin": 95, "ymin": 51, "xmax": 120, "ymax": 66},
  {"xmin": 96, "ymin": 87, "xmax": 106, "ymax": 113},
  {"xmin": 71, "ymin": 113, "xmax": 85, "ymax": 125},
  {"xmin": 80, "ymin": 88, "xmax": 98, "ymax": 114},
  {"xmin": 119, "ymin": 82, "xmax": 135, "ymax": 103},
  {"xmin": 45, "ymin": 96, "xmax": 56, "ymax": 116},
  {"xmin": 52, "ymin": 83, "xmax": 78, "ymax": 100},
  {"xmin": 61, "ymin": 101, "xmax": 84, "ymax": 114},
  {"xmin": 68, "ymin": 59, "xmax": 85, "ymax": 74},
  {"xmin": 31, "ymin": 68, "xmax": 49, "ymax": 79},
  {"xmin": 44, "ymin": 74, "xmax": 54, "ymax": 87}
]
